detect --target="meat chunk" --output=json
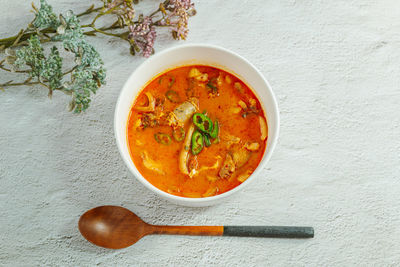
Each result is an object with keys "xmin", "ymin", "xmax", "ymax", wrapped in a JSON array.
[
  {"xmin": 219, "ymin": 153, "xmax": 235, "ymax": 178},
  {"xmin": 218, "ymin": 144, "xmax": 252, "ymax": 178},
  {"xmin": 225, "ymin": 75, "xmax": 232, "ymax": 84},
  {"xmin": 167, "ymin": 98, "xmax": 198, "ymax": 127},
  {"xmin": 221, "ymin": 134, "xmax": 240, "ymax": 147},
  {"xmin": 231, "ymin": 147, "xmax": 251, "ymax": 168},
  {"xmin": 238, "ymin": 100, "xmax": 247, "ymax": 109},
  {"xmin": 188, "ymin": 68, "xmax": 208, "ymax": 82},
  {"xmin": 141, "ymin": 151, "xmax": 165, "ymax": 175},
  {"xmin": 259, "ymin": 116, "xmax": 268, "ymax": 140},
  {"xmin": 202, "ymin": 187, "xmax": 218, "ymax": 197},
  {"xmin": 249, "ymin": 98, "xmax": 257, "ymax": 109},
  {"xmin": 237, "ymin": 170, "xmax": 252, "ymax": 183},
  {"xmin": 189, "ymin": 156, "xmax": 222, "ymax": 178},
  {"xmin": 244, "ymin": 142, "xmax": 260, "ymax": 151},
  {"xmin": 234, "ymin": 82, "xmax": 243, "ymax": 93},
  {"xmin": 188, "ymin": 68, "xmax": 202, "ymax": 78}
]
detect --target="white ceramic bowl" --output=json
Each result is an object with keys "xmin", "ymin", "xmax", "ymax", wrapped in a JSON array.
[{"xmin": 114, "ymin": 44, "xmax": 279, "ymax": 207}]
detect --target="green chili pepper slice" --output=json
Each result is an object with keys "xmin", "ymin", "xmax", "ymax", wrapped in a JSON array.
[
  {"xmin": 203, "ymin": 133, "xmax": 211, "ymax": 147},
  {"xmin": 154, "ymin": 132, "xmax": 172, "ymax": 145},
  {"xmin": 166, "ymin": 90, "xmax": 181, "ymax": 103},
  {"xmin": 173, "ymin": 127, "xmax": 185, "ymax": 142},
  {"xmin": 191, "ymin": 130, "xmax": 204, "ymax": 155},
  {"xmin": 209, "ymin": 120, "xmax": 219, "ymax": 139},
  {"xmin": 168, "ymin": 76, "xmax": 176, "ymax": 88},
  {"xmin": 192, "ymin": 113, "xmax": 213, "ymax": 134}
]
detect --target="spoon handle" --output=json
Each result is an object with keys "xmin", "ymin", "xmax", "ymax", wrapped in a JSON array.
[
  {"xmin": 223, "ymin": 226, "xmax": 314, "ymax": 238},
  {"xmin": 150, "ymin": 225, "xmax": 224, "ymax": 236},
  {"xmin": 150, "ymin": 225, "xmax": 313, "ymax": 238}
]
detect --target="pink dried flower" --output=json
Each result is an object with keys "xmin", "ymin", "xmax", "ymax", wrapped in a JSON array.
[
  {"xmin": 162, "ymin": 0, "xmax": 195, "ymax": 40},
  {"xmin": 128, "ymin": 16, "xmax": 156, "ymax": 57},
  {"xmin": 170, "ymin": 0, "xmax": 193, "ymax": 10},
  {"xmin": 105, "ymin": 0, "xmax": 123, "ymax": 10},
  {"xmin": 105, "ymin": 0, "xmax": 135, "ymax": 23}
]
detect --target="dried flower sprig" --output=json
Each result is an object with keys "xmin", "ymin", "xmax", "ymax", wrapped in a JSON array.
[
  {"xmin": 86, "ymin": 0, "xmax": 196, "ymax": 56},
  {"xmin": 0, "ymin": 0, "xmax": 196, "ymax": 112},
  {"xmin": 0, "ymin": 1, "xmax": 106, "ymax": 113},
  {"xmin": 0, "ymin": 0, "xmax": 196, "ymax": 57}
]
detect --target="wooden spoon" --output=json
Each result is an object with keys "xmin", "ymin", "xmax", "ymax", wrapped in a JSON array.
[{"xmin": 79, "ymin": 206, "xmax": 314, "ymax": 249}]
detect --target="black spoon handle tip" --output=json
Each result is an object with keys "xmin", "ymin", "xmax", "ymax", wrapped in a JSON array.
[{"xmin": 223, "ymin": 226, "xmax": 314, "ymax": 238}]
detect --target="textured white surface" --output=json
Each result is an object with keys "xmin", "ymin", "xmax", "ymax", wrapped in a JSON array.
[{"xmin": 1, "ymin": 0, "xmax": 399, "ymax": 266}]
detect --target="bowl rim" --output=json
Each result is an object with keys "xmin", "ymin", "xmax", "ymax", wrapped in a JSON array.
[{"xmin": 114, "ymin": 43, "xmax": 280, "ymax": 204}]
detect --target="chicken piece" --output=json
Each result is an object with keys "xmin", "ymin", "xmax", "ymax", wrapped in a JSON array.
[
  {"xmin": 195, "ymin": 73, "xmax": 208, "ymax": 82},
  {"xmin": 219, "ymin": 153, "xmax": 236, "ymax": 178},
  {"xmin": 222, "ymin": 134, "xmax": 241, "ymax": 148},
  {"xmin": 188, "ymin": 157, "xmax": 198, "ymax": 171},
  {"xmin": 230, "ymin": 106, "xmax": 242, "ymax": 114},
  {"xmin": 188, "ymin": 67, "xmax": 208, "ymax": 82},
  {"xmin": 141, "ymin": 151, "xmax": 165, "ymax": 175},
  {"xmin": 234, "ymin": 82, "xmax": 243, "ymax": 93},
  {"xmin": 218, "ymin": 142, "xmax": 252, "ymax": 178},
  {"xmin": 188, "ymin": 68, "xmax": 202, "ymax": 78},
  {"xmin": 188, "ymin": 156, "xmax": 199, "ymax": 178},
  {"xmin": 238, "ymin": 100, "xmax": 247, "ymax": 110},
  {"xmin": 237, "ymin": 170, "xmax": 252, "ymax": 183},
  {"xmin": 244, "ymin": 142, "xmax": 260, "ymax": 151},
  {"xmin": 202, "ymin": 187, "xmax": 218, "ymax": 197},
  {"xmin": 225, "ymin": 75, "xmax": 232, "ymax": 84},
  {"xmin": 259, "ymin": 116, "xmax": 268, "ymax": 141},
  {"xmin": 217, "ymin": 73, "xmax": 223, "ymax": 87},
  {"xmin": 249, "ymin": 98, "xmax": 257, "ymax": 109},
  {"xmin": 135, "ymin": 139, "xmax": 144, "ymax": 146},
  {"xmin": 167, "ymin": 98, "xmax": 198, "ymax": 127},
  {"xmin": 167, "ymin": 186, "xmax": 180, "ymax": 194},
  {"xmin": 231, "ymin": 146, "xmax": 251, "ymax": 168},
  {"xmin": 134, "ymin": 118, "xmax": 142, "ymax": 129},
  {"xmin": 189, "ymin": 156, "xmax": 222, "ymax": 178}
]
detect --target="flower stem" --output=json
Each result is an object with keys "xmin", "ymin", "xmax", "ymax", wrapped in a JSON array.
[
  {"xmin": 0, "ymin": 81, "xmax": 39, "ymax": 87},
  {"xmin": 149, "ymin": 8, "xmax": 161, "ymax": 18},
  {"xmin": 0, "ymin": 28, "xmax": 55, "ymax": 48},
  {"xmin": 76, "ymin": 6, "xmax": 102, "ymax": 17},
  {"xmin": 89, "ymin": 27, "xmax": 125, "ymax": 38},
  {"xmin": 0, "ymin": 62, "xmax": 29, "ymax": 73},
  {"xmin": 0, "ymin": 66, "xmax": 74, "ymax": 89}
]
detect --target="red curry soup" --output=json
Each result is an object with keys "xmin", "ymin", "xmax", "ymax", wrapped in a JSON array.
[{"xmin": 127, "ymin": 65, "xmax": 268, "ymax": 198}]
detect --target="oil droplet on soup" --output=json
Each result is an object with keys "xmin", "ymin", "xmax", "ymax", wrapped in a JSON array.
[{"xmin": 127, "ymin": 65, "xmax": 268, "ymax": 198}]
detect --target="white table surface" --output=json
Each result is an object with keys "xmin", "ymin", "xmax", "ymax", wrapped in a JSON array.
[{"xmin": 1, "ymin": 0, "xmax": 399, "ymax": 266}]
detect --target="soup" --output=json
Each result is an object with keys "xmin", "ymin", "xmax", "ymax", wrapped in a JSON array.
[{"xmin": 127, "ymin": 65, "xmax": 268, "ymax": 198}]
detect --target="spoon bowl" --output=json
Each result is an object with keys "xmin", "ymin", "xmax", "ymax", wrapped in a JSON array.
[{"xmin": 79, "ymin": 206, "xmax": 149, "ymax": 249}]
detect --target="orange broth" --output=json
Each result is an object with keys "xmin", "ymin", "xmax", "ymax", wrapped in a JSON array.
[{"xmin": 127, "ymin": 65, "xmax": 268, "ymax": 198}]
